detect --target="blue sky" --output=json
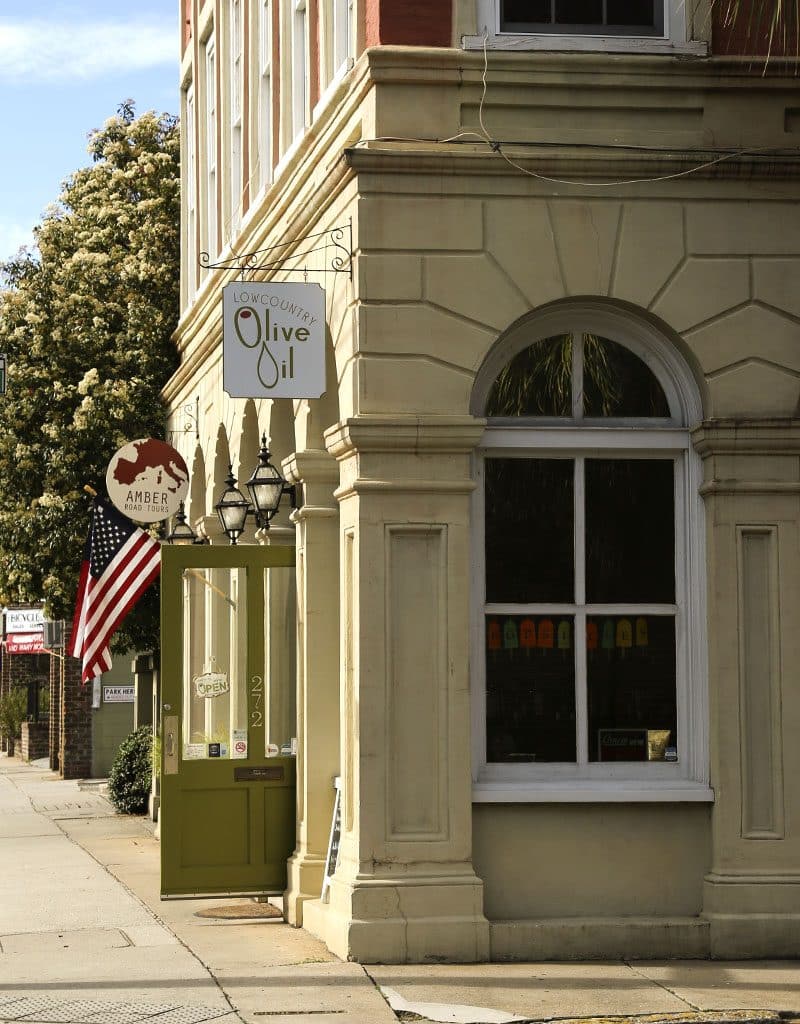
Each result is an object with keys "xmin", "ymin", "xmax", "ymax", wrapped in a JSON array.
[{"xmin": 0, "ymin": 1, "xmax": 180, "ymax": 265}]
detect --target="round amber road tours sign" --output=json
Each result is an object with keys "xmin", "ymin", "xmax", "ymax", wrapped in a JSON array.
[{"xmin": 106, "ymin": 438, "xmax": 189, "ymax": 523}]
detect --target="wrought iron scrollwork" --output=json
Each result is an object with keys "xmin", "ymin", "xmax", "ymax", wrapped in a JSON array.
[{"xmin": 198, "ymin": 222, "xmax": 352, "ymax": 281}]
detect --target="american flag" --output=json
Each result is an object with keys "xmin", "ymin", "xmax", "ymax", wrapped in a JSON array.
[{"xmin": 68, "ymin": 499, "xmax": 161, "ymax": 684}]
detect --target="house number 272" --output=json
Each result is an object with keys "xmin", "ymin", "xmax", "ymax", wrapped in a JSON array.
[{"xmin": 250, "ymin": 675, "xmax": 263, "ymax": 729}]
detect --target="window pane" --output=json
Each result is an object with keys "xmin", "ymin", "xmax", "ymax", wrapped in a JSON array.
[
  {"xmin": 587, "ymin": 616, "xmax": 676, "ymax": 761},
  {"xmin": 182, "ymin": 568, "xmax": 247, "ymax": 761},
  {"xmin": 486, "ymin": 614, "xmax": 576, "ymax": 762},
  {"xmin": 585, "ymin": 459, "xmax": 674, "ymax": 603},
  {"xmin": 485, "ymin": 335, "xmax": 572, "ymax": 417},
  {"xmin": 502, "ymin": 0, "xmax": 551, "ymax": 25},
  {"xmin": 486, "ymin": 458, "xmax": 574, "ymax": 603},
  {"xmin": 607, "ymin": 0, "xmax": 656, "ymax": 27},
  {"xmin": 583, "ymin": 335, "xmax": 670, "ymax": 417},
  {"xmin": 555, "ymin": 0, "xmax": 603, "ymax": 25}
]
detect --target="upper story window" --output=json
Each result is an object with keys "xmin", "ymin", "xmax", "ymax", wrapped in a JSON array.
[
  {"xmin": 257, "ymin": 0, "xmax": 272, "ymax": 192},
  {"xmin": 471, "ymin": 304, "xmax": 710, "ymax": 802},
  {"xmin": 292, "ymin": 0, "xmax": 309, "ymax": 140},
  {"xmin": 228, "ymin": 0, "xmax": 243, "ymax": 235},
  {"xmin": 332, "ymin": 0, "xmax": 354, "ymax": 74},
  {"xmin": 501, "ymin": 0, "xmax": 663, "ymax": 36},
  {"xmin": 202, "ymin": 33, "xmax": 218, "ymax": 262},
  {"xmin": 464, "ymin": 0, "xmax": 707, "ymax": 53},
  {"xmin": 183, "ymin": 83, "xmax": 197, "ymax": 304}
]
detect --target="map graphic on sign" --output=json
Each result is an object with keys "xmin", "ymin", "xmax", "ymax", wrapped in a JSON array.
[{"xmin": 106, "ymin": 439, "xmax": 189, "ymax": 523}]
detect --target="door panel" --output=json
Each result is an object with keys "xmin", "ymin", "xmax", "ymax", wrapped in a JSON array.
[{"xmin": 160, "ymin": 545, "xmax": 296, "ymax": 898}]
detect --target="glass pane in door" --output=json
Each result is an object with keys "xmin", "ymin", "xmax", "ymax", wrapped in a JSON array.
[
  {"xmin": 182, "ymin": 566, "xmax": 248, "ymax": 760},
  {"xmin": 263, "ymin": 564, "xmax": 297, "ymax": 757}
]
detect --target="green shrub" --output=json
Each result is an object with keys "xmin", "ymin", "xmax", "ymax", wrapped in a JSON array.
[
  {"xmin": 107, "ymin": 725, "xmax": 153, "ymax": 814},
  {"xmin": 0, "ymin": 688, "xmax": 28, "ymax": 740}
]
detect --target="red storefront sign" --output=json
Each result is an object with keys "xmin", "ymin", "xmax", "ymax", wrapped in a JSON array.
[{"xmin": 4, "ymin": 632, "xmax": 45, "ymax": 654}]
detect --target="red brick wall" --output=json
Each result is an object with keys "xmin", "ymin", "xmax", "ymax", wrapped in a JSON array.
[
  {"xmin": 60, "ymin": 628, "xmax": 92, "ymax": 780},
  {"xmin": 21, "ymin": 722, "xmax": 49, "ymax": 761},
  {"xmin": 183, "ymin": 0, "xmax": 192, "ymax": 53},
  {"xmin": 712, "ymin": 2, "xmax": 798, "ymax": 57},
  {"xmin": 49, "ymin": 650, "xmax": 60, "ymax": 771},
  {"xmin": 365, "ymin": 0, "xmax": 453, "ymax": 47}
]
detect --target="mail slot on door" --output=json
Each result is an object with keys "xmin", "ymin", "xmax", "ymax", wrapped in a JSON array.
[{"xmin": 234, "ymin": 765, "xmax": 285, "ymax": 782}]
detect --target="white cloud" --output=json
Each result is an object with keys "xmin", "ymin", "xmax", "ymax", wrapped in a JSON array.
[{"xmin": 0, "ymin": 18, "xmax": 177, "ymax": 82}]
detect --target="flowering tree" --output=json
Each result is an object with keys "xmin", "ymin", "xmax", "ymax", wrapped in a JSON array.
[{"xmin": 0, "ymin": 103, "xmax": 179, "ymax": 651}]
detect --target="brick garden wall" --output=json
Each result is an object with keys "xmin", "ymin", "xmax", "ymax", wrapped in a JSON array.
[
  {"xmin": 60, "ymin": 627, "xmax": 92, "ymax": 779},
  {"xmin": 21, "ymin": 721, "xmax": 49, "ymax": 761}
]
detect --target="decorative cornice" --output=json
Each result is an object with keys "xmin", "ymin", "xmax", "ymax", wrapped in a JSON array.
[
  {"xmin": 333, "ymin": 478, "xmax": 476, "ymax": 501},
  {"xmin": 325, "ymin": 417, "xmax": 487, "ymax": 459},
  {"xmin": 691, "ymin": 419, "xmax": 800, "ymax": 457},
  {"xmin": 345, "ymin": 144, "xmax": 800, "ymax": 184},
  {"xmin": 362, "ymin": 44, "xmax": 800, "ymax": 86},
  {"xmin": 282, "ymin": 449, "xmax": 339, "ymax": 486}
]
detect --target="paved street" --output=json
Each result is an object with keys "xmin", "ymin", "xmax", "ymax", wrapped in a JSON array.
[{"xmin": 1, "ymin": 754, "xmax": 799, "ymax": 1024}]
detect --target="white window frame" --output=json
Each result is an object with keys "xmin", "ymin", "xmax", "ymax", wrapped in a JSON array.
[
  {"xmin": 333, "ymin": 0, "xmax": 354, "ymax": 73},
  {"xmin": 184, "ymin": 82, "xmax": 197, "ymax": 304},
  {"xmin": 228, "ymin": 0, "xmax": 243, "ymax": 234},
  {"xmin": 203, "ymin": 34, "xmax": 218, "ymax": 262},
  {"xmin": 292, "ymin": 0, "xmax": 308, "ymax": 140},
  {"xmin": 257, "ymin": 0, "xmax": 273, "ymax": 192},
  {"xmin": 470, "ymin": 304, "xmax": 711, "ymax": 803},
  {"xmin": 463, "ymin": 0, "xmax": 707, "ymax": 54}
]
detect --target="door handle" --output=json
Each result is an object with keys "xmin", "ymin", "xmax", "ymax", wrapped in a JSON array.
[{"xmin": 163, "ymin": 715, "xmax": 179, "ymax": 775}]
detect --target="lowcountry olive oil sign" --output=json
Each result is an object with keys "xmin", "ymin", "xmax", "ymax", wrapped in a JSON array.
[{"xmin": 222, "ymin": 282, "xmax": 325, "ymax": 399}]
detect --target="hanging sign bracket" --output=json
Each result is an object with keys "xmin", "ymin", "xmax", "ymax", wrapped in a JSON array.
[{"xmin": 199, "ymin": 222, "xmax": 352, "ymax": 282}]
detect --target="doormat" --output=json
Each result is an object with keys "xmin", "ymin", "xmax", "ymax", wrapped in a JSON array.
[{"xmin": 194, "ymin": 902, "xmax": 283, "ymax": 920}]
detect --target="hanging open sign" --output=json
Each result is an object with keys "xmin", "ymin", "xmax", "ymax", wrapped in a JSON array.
[
  {"xmin": 222, "ymin": 282, "xmax": 325, "ymax": 399},
  {"xmin": 194, "ymin": 672, "xmax": 230, "ymax": 699}
]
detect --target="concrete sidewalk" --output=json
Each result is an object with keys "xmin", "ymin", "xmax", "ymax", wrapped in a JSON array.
[{"xmin": 1, "ymin": 754, "xmax": 798, "ymax": 1024}]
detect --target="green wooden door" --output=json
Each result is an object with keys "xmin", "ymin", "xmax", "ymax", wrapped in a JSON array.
[{"xmin": 160, "ymin": 544, "xmax": 296, "ymax": 898}]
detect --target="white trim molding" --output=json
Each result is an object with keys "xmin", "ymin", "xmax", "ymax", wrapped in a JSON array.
[
  {"xmin": 470, "ymin": 303, "xmax": 709, "ymax": 803},
  {"xmin": 464, "ymin": 0, "xmax": 708, "ymax": 55}
]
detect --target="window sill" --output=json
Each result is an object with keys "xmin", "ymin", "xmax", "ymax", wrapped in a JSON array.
[
  {"xmin": 473, "ymin": 781, "xmax": 714, "ymax": 802},
  {"xmin": 462, "ymin": 34, "xmax": 708, "ymax": 57}
]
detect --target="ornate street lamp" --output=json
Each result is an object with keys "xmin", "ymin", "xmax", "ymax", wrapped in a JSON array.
[
  {"xmin": 246, "ymin": 435, "xmax": 296, "ymax": 526},
  {"xmin": 165, "ymin": 501, "xmax": 199, "ymax": 545},
  {"xmin": 214, "ymin": 467, "xmax": 251, "ymax": 545},
  {"xmin": 213, "ymin": 436, "xmax": 297, "ymax": 545}
]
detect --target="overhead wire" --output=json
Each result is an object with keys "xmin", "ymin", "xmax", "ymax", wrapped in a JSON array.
[{"xmin": 357, "ymin": 31, "xmax": 800, "ymax": 188}]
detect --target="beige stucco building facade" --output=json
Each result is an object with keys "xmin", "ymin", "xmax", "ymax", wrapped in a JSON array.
[{"xmin": 166, "ymin": 0, "xmax": 800, "ymax": 962}]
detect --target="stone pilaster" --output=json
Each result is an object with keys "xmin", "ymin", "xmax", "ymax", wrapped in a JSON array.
[
  {"xmin": 693, "ymin": 419, "xmax": 800, "ymax": 957},
  {"xmin": 282, "ymin": 449, "xmax": 340, "ymax": 926},
  {"xmin": 302, "ymin": 417, "xmax": 490, "ymax": 964}
]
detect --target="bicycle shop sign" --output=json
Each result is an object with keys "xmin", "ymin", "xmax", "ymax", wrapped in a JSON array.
[
  {"xmin": 222, "ymin": 282, "xmax": 325, "ymax": 399},
  {"xmin": 3, "ymin": 607, "xmax": 46, "ymax": 654}
]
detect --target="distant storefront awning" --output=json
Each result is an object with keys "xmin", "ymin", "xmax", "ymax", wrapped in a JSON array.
[{"xmin": 4, "ymin": 632, "xmax": 45, "ymax": 654}]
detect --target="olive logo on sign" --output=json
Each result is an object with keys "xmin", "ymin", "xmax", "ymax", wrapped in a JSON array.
[{"xmin": 234, "ymin": 306, "xmax": 311, "ymax": 390}]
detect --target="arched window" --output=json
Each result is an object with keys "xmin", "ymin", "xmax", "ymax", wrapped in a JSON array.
[{"xmin": 471, "ymin": 304, "xmax": 711, "ymax": 801}]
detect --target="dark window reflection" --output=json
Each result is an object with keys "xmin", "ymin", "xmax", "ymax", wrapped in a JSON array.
[
  {"xmin": 583, "ymin": 335, "xmax": 670, "ymax": 417},
  {"xmin": 585, "ymin": 459, "xmax": 674, "ymax": 603},
  {"xmin": 607, "ymin": 0, "xmax": 656, "ymax": 26},
  {"xmin": 555, "ymin": 0, "xmax": 602, "ymax": 24},
  {"xmin": 587, "ymin": 616, "xmax": 676, "ymax": 761},
  {"xmin": 486, "ymin": 459, "xmax": 574, "ymax": 603},
  {"xmin": 502, "ymin": 0, "xmax": 551, "ymax": 24},
  {"xmin": 501, "ymin": 0, "xmax": 658, "ymax": 30},
  {"xmin": 487, "ymin": 615, "xmax": 576, "ymax": 762},
  {"xmin": 485, "ymin": 335, "xmax": 572, "ymax": 417}
]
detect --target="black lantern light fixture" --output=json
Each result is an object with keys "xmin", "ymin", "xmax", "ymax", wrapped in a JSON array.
[
  {"xmin": 214, "ymin": 435, "xmax": 297, "ymax": 545},
  {"xmin": 165, "ymin": 501, "xmax": 199, "ymax": 545}
]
